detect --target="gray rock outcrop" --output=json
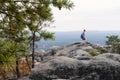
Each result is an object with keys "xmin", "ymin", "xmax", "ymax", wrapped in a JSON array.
[{"xmin": 29, "ymin": 42, "xmax": 120, "ymax": 80}]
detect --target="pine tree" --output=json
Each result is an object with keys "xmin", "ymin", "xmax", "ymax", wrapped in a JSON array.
[
  {"xmin": 106, "ymin": 35, "xmax": 120, "ymax": 54},
  {"xmin": 0, "ymin": 0, "xmax": 74, "ymax": 77}
]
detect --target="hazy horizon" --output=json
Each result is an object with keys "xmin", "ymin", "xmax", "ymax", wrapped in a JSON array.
[
  {"xmin": 37, "ymin": 31, "xmax": 120, "ymax": 51},
  {"xmin": 48, "ymin": 29, "xmax": 120, "ymax": 32}
]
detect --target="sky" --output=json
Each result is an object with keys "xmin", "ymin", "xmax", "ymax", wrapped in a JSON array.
[{"xmin": 48, "ymin": 0, "xmax": 120, "ymax": 32}]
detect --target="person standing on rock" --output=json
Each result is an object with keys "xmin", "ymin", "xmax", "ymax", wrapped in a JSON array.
[{"xmin": 80, "ymin": 29, "xmax": 86, "ymax": 41}]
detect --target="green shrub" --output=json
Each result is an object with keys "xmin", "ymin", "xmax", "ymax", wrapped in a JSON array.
[
  {"xmin": 96, "ymin": 47, "xmax": 108, "ymax": 54},
  {"xmin": 88, "ymin": 50, "xmax": 98, "ymax": 56},
  {"xmin": 106, "ymin": 35, "xmax": 120, "ymax": 54}
]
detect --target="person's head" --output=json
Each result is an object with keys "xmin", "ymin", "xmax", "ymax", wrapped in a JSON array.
[{"xmin": 83, "ymin": 29, "xmax": 86, "ymax": 32}]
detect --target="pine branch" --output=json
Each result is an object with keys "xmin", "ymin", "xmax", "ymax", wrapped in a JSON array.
[
  {"xmin": 5, "ymin": 0, "xmax": 40, "ymax": 4},
  {"xmin": 0, "ymin": 10, "xmax": 15, "ymax": 17}
]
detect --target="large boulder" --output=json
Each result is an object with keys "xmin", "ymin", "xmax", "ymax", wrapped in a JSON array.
[
  {"xmin": 29, "ymin": 53, "xmax": 120, "ymax": 80},
  {"xmin": 94, "ymin": 53, "xmax": 120, "ymax": 62},
  {"xmin": 52, "ymin": 42, "xmax": 92, "ymax": 58},
  {"xmin": 29, "ymin": 56, "xmax": 83, "ymax": 80},
  {"xmin": 51, "ymin": 42, "xmax": 103, "ymax": 57},
  {"xmin": 30, "ymin": 42, "xmax": 120, "ymax": 80}
]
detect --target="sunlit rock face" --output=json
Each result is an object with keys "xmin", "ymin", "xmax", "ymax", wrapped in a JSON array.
[{"xmin": 29, "ymin": 42, "xmax": 120, "ymax": 80}]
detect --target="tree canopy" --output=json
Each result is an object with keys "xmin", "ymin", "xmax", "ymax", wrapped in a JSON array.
[
  {"xmin": 0, "ymin": 0, "xmax": 74, "ymax": 79},
  {"xmin": 106, "ymin": 35, "xmax": 120, "ymax": 54}
]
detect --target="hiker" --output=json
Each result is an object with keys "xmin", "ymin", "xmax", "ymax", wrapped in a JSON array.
[{"xmin": 81, "ymin": 29, "xmax": 86, "ymax": 41}]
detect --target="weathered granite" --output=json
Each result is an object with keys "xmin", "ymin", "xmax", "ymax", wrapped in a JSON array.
[
  {"xmin": 29, "ymin": 42, "xmax": 120, "ymax": 80},
  {"xmin": 34, "ymin": 49, "xmax": 46, "ymax": 62}
]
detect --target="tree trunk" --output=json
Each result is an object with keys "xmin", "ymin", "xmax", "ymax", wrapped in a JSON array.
[
  {"xmin": 25, "ymin": 56, "xmax": 31, "ymax": 71},
  {"xmin": 32, "ymin": 31, "xmax": 35, "ymax": 68},
  {"xmin": 16, "ymin": 57, "xmax": 20, "ymax": 78},
  {"xmin": 15, "ymin": 42, "xmax": 20, "ymax": 78}
]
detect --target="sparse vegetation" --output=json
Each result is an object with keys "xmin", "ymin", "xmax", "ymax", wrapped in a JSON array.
[
  {"xmin": 88, "ymin": 50, "xmax": 98, "ymax": 56},
  {"xmin": 106, "ymin": 35, "xmax": 120, "ymax": 54},
  {"xmin": 96, "ymin": 47, "xmax": 108, "ymax": 54}
]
